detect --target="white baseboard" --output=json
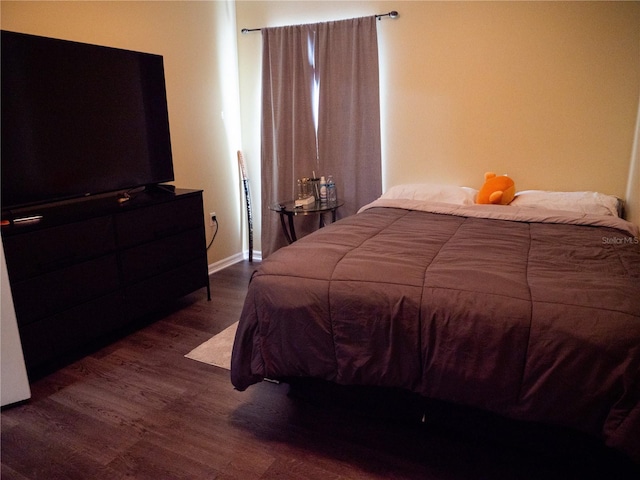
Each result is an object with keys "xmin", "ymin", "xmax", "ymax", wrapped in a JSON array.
[{"xmin": 207, "ymin": 250, "xmax": 262, "ymax": 275}]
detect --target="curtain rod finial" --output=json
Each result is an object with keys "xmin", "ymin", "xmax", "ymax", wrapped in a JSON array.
[{"xmin": 376, "ymin": 11, "xmax": 399, "ymax": 20}]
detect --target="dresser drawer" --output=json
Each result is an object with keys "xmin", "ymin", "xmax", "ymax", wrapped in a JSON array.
[
  {"xmin": 18, "ymin": 291, "xmax": 124, "ymax": 372},
  {"xmin": 123, "ymin": 258, "xmax": 208, "ymax": 320},
  {"xmin": 17, "ymin": 320, "xmax": 57, "ymax": 372},
  {"xmin": 11, "ymin": 255, "xmax": 120, "ymax": 326},
  {"xmin": 50, "ymin": 291, "xmax": 125, "ymax": 354},
  {"xmin": 116, "ymin": 194, "xmax": 204, "ymax": 248},
  {"xmin": 119, "ymin": 227, "xmax": 206, "ymax": 284},
  {"xmin": 3, "ymin": 216, "xmax": 115, "ymax": 281}
]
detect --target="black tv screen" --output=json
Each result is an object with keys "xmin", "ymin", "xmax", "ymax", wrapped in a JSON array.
[{"xmin": 1, "ymin": 30, "xmax": 174, "ymax": 211}]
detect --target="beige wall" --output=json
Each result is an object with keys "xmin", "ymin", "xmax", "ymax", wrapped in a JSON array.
[
  {"xmin": 1, "ymin": 1, "xmax": 244, "ymax": 266},
  {"xmin": 237, "ymin": 1, "xmax": 640, "ymax": 242},
  {"xmin": 2, "ymin": 1, "xmax": 639, "ymax": 262}
]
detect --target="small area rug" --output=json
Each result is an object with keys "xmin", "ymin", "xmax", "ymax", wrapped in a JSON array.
[{"xmin": 185, "ymin": 322, "xmax": 238, "ymax": 370}]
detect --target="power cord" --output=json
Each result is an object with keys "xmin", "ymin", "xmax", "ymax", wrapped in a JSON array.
[{"xmin": 206, "ymin": 216, "xmax": 218, "ymax": 250}]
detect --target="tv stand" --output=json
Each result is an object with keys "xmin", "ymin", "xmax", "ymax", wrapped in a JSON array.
[{"xmin": 1, "ymin": 188, "xmax": 209, "ymax": 379}]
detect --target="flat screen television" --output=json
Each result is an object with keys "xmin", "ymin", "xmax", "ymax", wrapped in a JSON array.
[{"xmin": 1, "ymin": 30, "xmax": 175, "ymax": 212}]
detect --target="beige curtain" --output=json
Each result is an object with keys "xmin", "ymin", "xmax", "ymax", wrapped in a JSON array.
[{"xmin": 261, "ymin": 16, "xmax": 382, "ymax": 258}]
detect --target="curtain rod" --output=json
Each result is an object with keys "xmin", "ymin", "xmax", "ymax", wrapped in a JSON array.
[{"xmin": 241, "ymin": 11, "xmax": 399, "ymax": 34}]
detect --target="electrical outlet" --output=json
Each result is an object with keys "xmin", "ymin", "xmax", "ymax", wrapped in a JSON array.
[{"xmin": 209, "ymin": 211, "xmax": 217, "ymax": 227}]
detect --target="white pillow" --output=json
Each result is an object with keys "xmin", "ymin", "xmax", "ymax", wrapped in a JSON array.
[
  {"xmin": 510, "ymin": 190, "xmax": 621, "ymax": 217},
  {"xmin": 381, "ymin": 183, "xmax": 478, "ymax": 205}
]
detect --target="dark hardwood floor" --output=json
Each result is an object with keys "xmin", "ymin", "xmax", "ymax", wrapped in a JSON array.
[{"xmin": 2, "ymin": 260, "xmax": 638, "ymax": 479}]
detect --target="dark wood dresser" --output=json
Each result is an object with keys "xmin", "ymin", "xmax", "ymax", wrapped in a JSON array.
[{"xmin": 1, "ymin": 187, "xmax": 209, "ymax": 379}]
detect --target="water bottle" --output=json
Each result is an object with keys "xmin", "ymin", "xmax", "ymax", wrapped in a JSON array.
[
  {"xmin": 297, "ymin": 178, "xmax": 303, "ymax": 199},
  {"xmin": 320, "ymin": 176, "xmax": 327, "ymax": 203},
  {"xmin": 327, "ymin": 175, "xmax": 337, "ymax": 203}
]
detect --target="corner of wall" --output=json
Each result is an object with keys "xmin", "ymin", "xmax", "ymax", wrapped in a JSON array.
[{"xmin": 625, "ymin": 96, "xmax": 640, "ymax": 229}]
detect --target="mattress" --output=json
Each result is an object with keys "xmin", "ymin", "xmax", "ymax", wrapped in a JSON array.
[{"xmin": 231, "ymin": 198, "xmax": 640, "ymax": 462}]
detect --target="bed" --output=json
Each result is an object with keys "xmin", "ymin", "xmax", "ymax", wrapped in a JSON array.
[{"xmin": 231, "ymin": 184, "xmax": 640, "ymax": 463}]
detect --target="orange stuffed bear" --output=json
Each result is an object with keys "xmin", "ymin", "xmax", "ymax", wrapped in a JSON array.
[{"xmin": 476, "ymin": 172, "xmax": 515, "ymax": 205}]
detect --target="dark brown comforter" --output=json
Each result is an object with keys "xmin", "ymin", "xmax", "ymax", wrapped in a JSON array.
[{"xmin": 231, "ymin": 204, "xmax": 640, "ymax": 462}]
